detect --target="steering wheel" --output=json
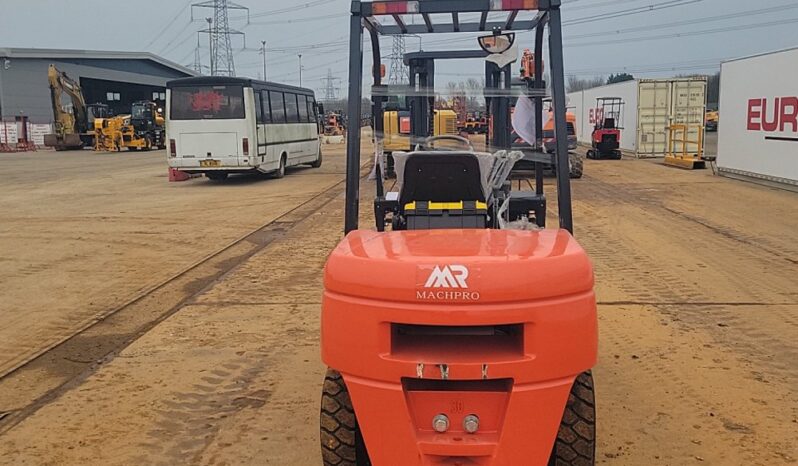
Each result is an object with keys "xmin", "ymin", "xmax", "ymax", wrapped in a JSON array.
[{"xmin": 416, "ymin": 135, "xmax": 475, "ymax": 152}]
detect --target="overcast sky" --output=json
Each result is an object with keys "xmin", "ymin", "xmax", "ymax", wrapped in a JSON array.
[{"xmin": 2, "ymin": 0, "xmax": 797, "ymax": 96}]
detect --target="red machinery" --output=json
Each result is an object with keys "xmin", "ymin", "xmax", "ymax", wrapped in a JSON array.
[
  {"xmin": 321, "ymin": 2, "xmax": 597, "ymax": 465},
  {"xmin": 520, "ymin": 49, "xmax": 543, "ymax": 80},
  {"xmin": 586, "ymin": 97, "xmax": 623, "ymax": 160}
]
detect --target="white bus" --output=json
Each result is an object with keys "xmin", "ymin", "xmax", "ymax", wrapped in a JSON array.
[{"xmin": 166, "ymin": 77, "xmax": 322, "ymax": 181}]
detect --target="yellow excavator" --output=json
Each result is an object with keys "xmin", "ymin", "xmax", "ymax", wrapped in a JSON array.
[
  {"xmin": 383, "ymin": 108, "xmax": 457, "ymax": 152},
  {"xmin": 44, "ymin": 64, "xmax": 110, "ymax": 151}
]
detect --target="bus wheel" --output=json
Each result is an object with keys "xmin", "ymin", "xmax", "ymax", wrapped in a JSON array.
[
  {"xmin": 206, "ymin": 172, "xmax": 228, "ymax": 181},
  {"xmin": 311, "ymin": 149, "xmax": 323, "ymax": 168},
  {"xmin": 274, "ymin": 154, "xmax": 287, "ymax": 179}
]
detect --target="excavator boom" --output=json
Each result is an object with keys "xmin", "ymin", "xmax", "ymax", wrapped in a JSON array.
[{"xmin": 44, "ymin": 64, "xmax": 90, "ymax": 150}]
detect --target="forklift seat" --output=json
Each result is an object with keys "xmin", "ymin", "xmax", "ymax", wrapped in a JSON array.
[
  {"xmin": 395, "ymin": 151, "xmax": 493, "ymax": 207},
  {"xmin": 603, "ymin": 118, "xmax": 616, "ymax": 129},
  {"xmin": 400, "ymin": 152, "xmax": 486, "ymax": 206}
]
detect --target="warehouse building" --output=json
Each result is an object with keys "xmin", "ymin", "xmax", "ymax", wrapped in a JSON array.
[{"xmin": 0, "ymin": 48, "xmax": 196, "ymax": 125}]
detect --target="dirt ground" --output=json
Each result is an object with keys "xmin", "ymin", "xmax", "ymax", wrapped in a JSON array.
[
  {"xmin": 0, "ymin": 146, "xmax": 351, "ymax": 408},
  {"xmin": 0, "ymin": 146, "xmax": 796, "ymax": 465}
]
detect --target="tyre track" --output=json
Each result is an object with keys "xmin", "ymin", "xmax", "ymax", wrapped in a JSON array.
[{"xmin": 0, "ymin": 164, "xmax": 368, "ymax": 434}]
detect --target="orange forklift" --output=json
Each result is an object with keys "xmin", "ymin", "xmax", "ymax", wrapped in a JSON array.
[{"xmin": 321, "ymin": 1, "xmax": 598, "ymax": 465}]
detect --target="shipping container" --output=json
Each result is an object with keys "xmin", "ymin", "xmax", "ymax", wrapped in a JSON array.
[
  {"xmin": 717, "ymin": 47, "xmax": 798, "ymax": 191},
  {"xmin": 568, "ymin": 77, "xmax": 707, "ymax": 158}
]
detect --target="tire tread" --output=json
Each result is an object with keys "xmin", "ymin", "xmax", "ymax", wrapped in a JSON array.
[
  {"xmin": 548, "ymin": 371, "xmax": 596, "ymax": 466},
  {"xmin": 320, "ymin": 369, "xmax": 370, "ymax": 466}
]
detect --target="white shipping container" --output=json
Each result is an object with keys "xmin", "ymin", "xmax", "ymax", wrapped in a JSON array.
[
  {"xmin": 571, "ymin": 80, "xmax": 639, "ymax": 152},
  {"xmin": 568, "ymin": 78, "xmax": 707, "ymax": 157},
  {"xmin": 717, "ymin": 47, "xmax": 798, "ymax": 190}
]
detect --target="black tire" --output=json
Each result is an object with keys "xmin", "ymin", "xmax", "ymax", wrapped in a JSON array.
[
  {"xmin": 274, "ymin": 154, "xmax": 287, "ymax": 179},
  {"xmin": 206, "ymin": 172, "xmax": 228, "ymax": 181},
  {"xmin": 320, "ymin": 369, "xmax": 371, "ymax": 466},
  {"xmin": 548, "ymin": 371, "xmax": 596, "ymax": 466},
  {"xmin": 613, "ymin": 150, "xmax": 623, "ymax": 160},
  {"xmin": 311, "ymin": 148, "xmax": 323, "ymax": 168},
  {"xmin": 569, "ymin": 152, "xmax": 584, "ymax": 179}
]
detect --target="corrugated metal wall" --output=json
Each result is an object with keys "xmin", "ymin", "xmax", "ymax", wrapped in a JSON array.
[{"xmin": 0, "ymin": 57, "xmax": 190, "ymax": 124}]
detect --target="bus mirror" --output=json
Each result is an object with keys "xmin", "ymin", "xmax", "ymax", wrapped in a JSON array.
[
  {"xmin": 478, "ymin": 33, "xmax": 515, "ymax": 55},
  {"xmin": 318, "ymin": 103, "xmax": 325, "ymax": 115}
]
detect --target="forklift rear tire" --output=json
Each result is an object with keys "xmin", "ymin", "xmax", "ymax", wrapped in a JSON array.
[
  {"xmin": 311, "ymin": 149, "xmax": 323, "ymax": 168},
  {"xmin": 320, "ymin": 369, "xmax": 371, "ymax": 466},
  {"xmin": 613, "ymin": 150, "xmax": 623, "ymax": 160},
  {"xmin": 569, "ymin": 153, "xmax": 584, "ymax": 179},
  {"xmin": 548, "ymin": 371, "xmax": 596, "ymax": 466}
]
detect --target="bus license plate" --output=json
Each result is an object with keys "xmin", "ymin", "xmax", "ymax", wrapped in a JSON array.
[{"xmin": 200, "ymin": 160, "xmax": 221, "ymax": 167}]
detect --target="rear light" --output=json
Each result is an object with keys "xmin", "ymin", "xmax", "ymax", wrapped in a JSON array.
[
  {"xmin": 242, "ymin": 138, "xmax": 249, "ymax": 156},
  {"xmin": 490, "ymin": 0, "xmax": 538, "ymax": 10},
  {"xmin": 371, "ymin": 1, "xmax": 419, "ymax": 15},
  {"xmin": 169, "ymin": 139, "xmax": 176, "ymax": 157}
]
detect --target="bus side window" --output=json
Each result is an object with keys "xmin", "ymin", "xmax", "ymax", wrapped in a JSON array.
[
  {"xmin": 298, "ymin": 94, "xmax": 309, "ymax": 123},
  {"xmin": 285, "ymin": 93, "xmax": 300, "ymax": 123},
  {"xmin": 305, "ymin": 96, "xmax": 315, "ymax": 123},
  {"xmin": 262, "ymin": 91, "xmax": 272, "ymax": 123},
  {"xmin": 270, "ymin": 91, "xmax": 286, "ymax": 123},
  {"xmin": 254, "ymin": 91, "xmax": 264, "ymax": 123}
]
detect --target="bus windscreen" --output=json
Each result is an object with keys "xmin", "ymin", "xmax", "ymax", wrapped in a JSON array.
[{"xmin": 170, "ymin": 85, "xmax": 245, "ymax": 120}]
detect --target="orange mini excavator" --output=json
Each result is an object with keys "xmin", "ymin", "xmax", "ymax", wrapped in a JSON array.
[{"xmin": 320, "ymin": 2, "xmax": 598, "ymax": 465}]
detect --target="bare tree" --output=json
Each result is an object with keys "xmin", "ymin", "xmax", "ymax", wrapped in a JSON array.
[{"xmin": 567, "ymin": 75, "xmax": 606, "ymax": 93}]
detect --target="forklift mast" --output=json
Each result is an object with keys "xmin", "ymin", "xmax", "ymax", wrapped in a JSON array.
[{"xmin": 345, "ymin": 0, "xmax": 573, "ymax": 234}]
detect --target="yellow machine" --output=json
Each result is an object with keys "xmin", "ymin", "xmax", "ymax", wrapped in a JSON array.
[
  {"xmin": 44, "ymin": 64, "xmax": 110, "ymax": 150},
  {"xmin": 94, "ymin": 115, "xmax": 128, "ymax": 152},
  {"xmin": 705, "ymin": 110, "xmax": 719, "ymax": 132},
  {"xmin": 664, "ymin": 124, "xmax": 706, "ymax": 170},
  {"xmin": 94, "ymin": 102, "xmax": 165, "ymax": 152},
  {"xmin": 383, "ymin": 109, "xmax": 457, "ymax": 153}
]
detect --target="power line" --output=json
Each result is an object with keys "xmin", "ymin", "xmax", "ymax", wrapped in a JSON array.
[
  {"xmin": 146, "ymin": 0, "xmax": 194, "ymax": 49},
  {"xmin": 567, "ymin": 2, "xmax": 798, "ymax": 40},
  {"xmin": 228, "ymin": 0, "xmax": 341, "ymax": 21},
  {"xmin": 566, "ymin": 16, "xmax": 798, "ymax": 47},
  {"xmin": 160, "ymin": 29, "xmax": 198, "ymax": 57},
  {"xmin": 157, "ymin": 19, "xmax": 197, "ymax": 55},
  {"xmin": 563, "ymin": 0, "xmax": 704, "ymax": 26},
  {"xmin": 246, "ymin": 12, "xmax": 348, "ymax": 27}
]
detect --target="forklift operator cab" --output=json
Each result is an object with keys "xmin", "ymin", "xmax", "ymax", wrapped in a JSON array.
[{"xmin": 321, "ymin": 2, "xmax": 598, "ymax": 466}]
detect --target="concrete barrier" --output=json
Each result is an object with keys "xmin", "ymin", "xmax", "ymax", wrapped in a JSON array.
[{"xmin": 323, "ymin": 135, "xmax": 345, "ymax": 144}]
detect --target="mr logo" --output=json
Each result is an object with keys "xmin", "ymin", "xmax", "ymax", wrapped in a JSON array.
[
  {"xmin": 417, "ymin": 265, "xmax": 480, "ymax": 301},
  {"xmin": 424, "ymin": 265, "xmax": 470, "ymax": 289}
]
